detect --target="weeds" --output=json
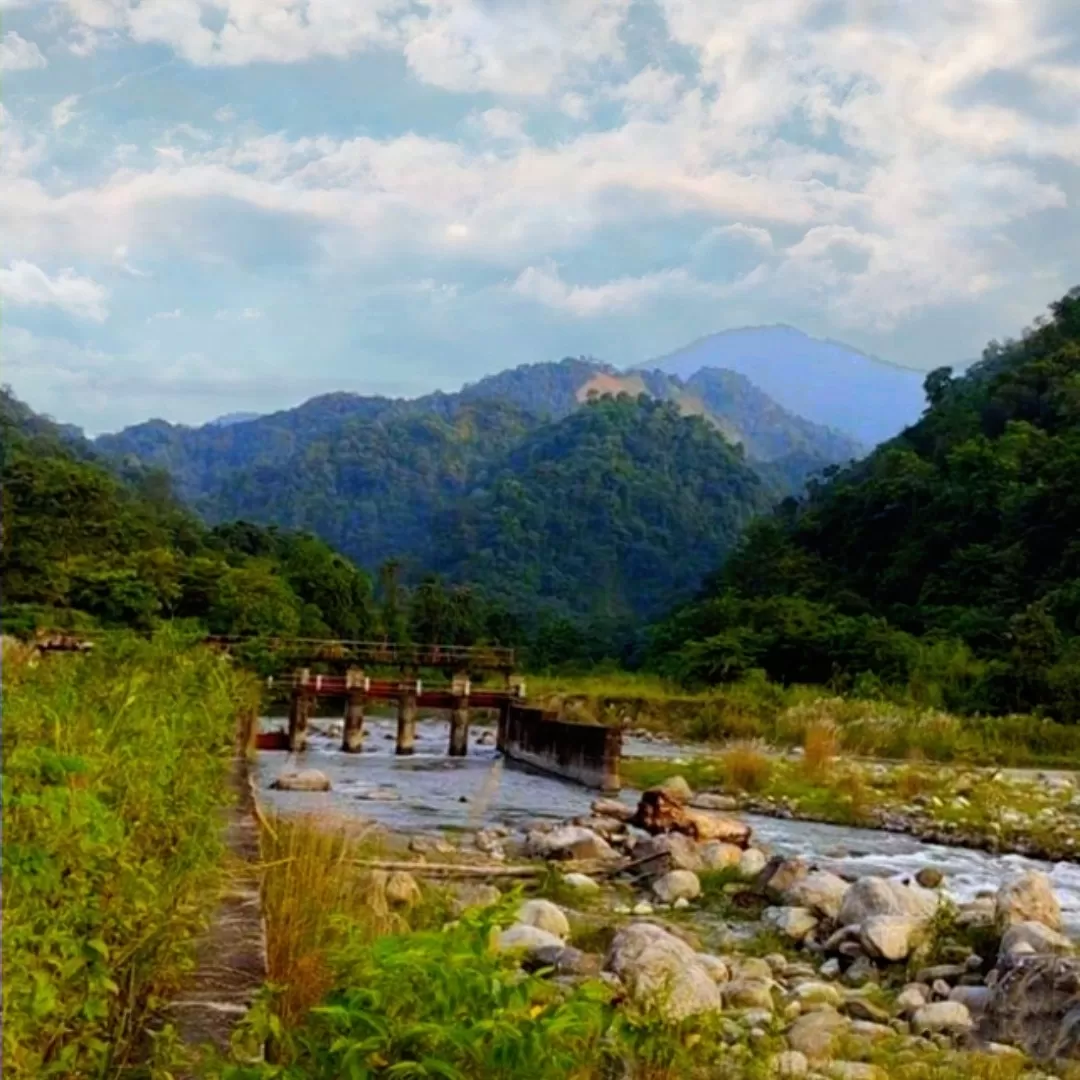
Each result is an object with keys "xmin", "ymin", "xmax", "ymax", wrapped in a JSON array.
[
  {"xmin": 2, "ymin": 630, "xmax": 258, "ymax": 1079},
  {"xmin": 801, "ymin": 718, "xmax": 839, "ymax": 780},
  {"xmin": 719, "ymin": 741, "xmax": 772, "ymax": 792}
]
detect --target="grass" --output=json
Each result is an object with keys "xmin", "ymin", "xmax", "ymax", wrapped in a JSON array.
[
  {"xmin": 719, "ymin": 741, "xmax": 773, "ymax": 793},
  {"xmin": 1, "ymin": 630, "xmax": 259, "ymax": 1079},
  {"xmin": 529, "ymin": 672, "xmax": 1080, "ymax": 768}
]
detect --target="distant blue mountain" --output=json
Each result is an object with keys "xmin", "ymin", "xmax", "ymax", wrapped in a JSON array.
[
  {"xmin": 206, "ymin": 411, "xmax": 262, "ymax": 428},
  {"xmin": 641, "ymin": 325, "xmax": 930, "ymax": 446}
]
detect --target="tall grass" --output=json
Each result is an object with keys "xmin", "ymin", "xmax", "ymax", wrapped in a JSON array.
[
  {"xmin": 2, "ymin": 630, "xmax": 258, "ymax": 1079},
  {"xmin": 718, "ymin": 740, "xmax": 772, "ymax": 792}
]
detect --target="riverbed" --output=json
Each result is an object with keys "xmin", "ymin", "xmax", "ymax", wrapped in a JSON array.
[{"xmin": 256, "ymin": 714, "xmax": 1080, "ymax": 937}]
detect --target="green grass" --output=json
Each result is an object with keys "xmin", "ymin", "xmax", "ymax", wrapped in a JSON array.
[
  {"xmin": 1, "ymin": 631, "xmax": 259, "ymax": 1078},
  {"xmin": 530, "ymin": 672, "xmax": 1080, "ymax": 768}
]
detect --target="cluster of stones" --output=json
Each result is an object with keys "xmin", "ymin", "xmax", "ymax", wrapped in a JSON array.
[{"xmin": 487, "ymin": 776, "xmax": 1079, "ymax": 1072}]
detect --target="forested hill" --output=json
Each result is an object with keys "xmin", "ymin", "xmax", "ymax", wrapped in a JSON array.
[
  {"xmin": 651, "ymin": 289, "xmax": 1080, "ymax": 720},
  {"xmin": 433, "ymin": 395, "xmax": 772, "ymax": 621}
]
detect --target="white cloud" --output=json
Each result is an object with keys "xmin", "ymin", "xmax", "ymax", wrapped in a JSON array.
[
  {"xmin": 215, "ymin": 306, "xmax": 264, "ymax": 320},
  {"xmin": 1, "ymin": 31, "xmax": 47, "ymax": 71},
  {"xmin": 51, "ymin": 94, "xmax": 80, "ymax": 130},
  {"xmin": 0, "ymin": 260, "xmax": 109, "ymax": 321},
  {"xmin": 148, "ymin": 308, "xmax": 182, "ymax": 320},
  {"xmin": 699, "ymin": 223, "xmax": 774, "ymax": 253}
]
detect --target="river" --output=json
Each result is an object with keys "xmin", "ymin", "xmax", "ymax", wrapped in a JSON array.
[{"xmin": 256, "ymin": 714, "xmax": 1080, "ymax": 937}]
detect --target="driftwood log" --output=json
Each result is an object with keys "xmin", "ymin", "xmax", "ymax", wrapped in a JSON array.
[{"xmin": 631, "ymin": 790, "xmax": 751, "ymax": 846}]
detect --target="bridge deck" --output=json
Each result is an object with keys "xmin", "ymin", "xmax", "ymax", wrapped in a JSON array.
[{"xmin": 289, "ymin": 673, "xmax": 516, "ymax": 709}]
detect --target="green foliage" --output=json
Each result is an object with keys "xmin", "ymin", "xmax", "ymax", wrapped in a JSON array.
[
  {"xmin": 652, "ymin": 289, "xmax": 1080, "ymax": 720},
  {"xmin": 1, "ymin": 632, "xmax": 258, "ymax": 1078}
]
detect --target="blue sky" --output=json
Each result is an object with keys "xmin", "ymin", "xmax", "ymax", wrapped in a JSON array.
[{"xmin": 2, "ymin": 0, "xmax": 1078, "ymax": 434}]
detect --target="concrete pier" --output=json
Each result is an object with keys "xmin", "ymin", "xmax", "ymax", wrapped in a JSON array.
[
  {"xmin": 342, "ymin": 668, "xmax": 366, "ymax": 753},
  {"xmin": 396, "ymin": 682, "xmax": 418, "ymax": 755},
  {"xmin": 448, "ymin": 672, "xmax": 470, "ymax": 757},
  {"xmin": 287, "ymin": 679, "xmax": 311, "ymax": 753}
]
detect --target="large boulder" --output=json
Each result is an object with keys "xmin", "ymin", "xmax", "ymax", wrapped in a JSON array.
[
  {"xmin": 270, "ymin": 769, "xmax": 331, "ymax": 791},
  {"xmin": 515, "ymin": 899, "xmax": 570, "ymax": 940},
  {"xmin": 836, "ymin": 877, "xmax": 939, "ymax": 927},
  {"xmin": 759, "ymin": 856, "xmax": 810, "ymax": 900},
  {"xmin": 691, "ymin": 792, "xmax": 739, "ymax": 812},
  {"xmin": 739, "ymin": 847, "xmax": 768, "ymax": 879},
  {"xmin": 605, "ymin": 922, "xmax": 722, "ymax": 1021},
  {"xmin": 999, "ymin": 920, "xmax": 1074, "ymax": 958},
  {"xmin": 652, "ymin": 870, "xmax": 702, "ymax": 904},
  {"xmin": 632, "ymin": 833, "xmax": 704, "ymax": 874},
  {"xmin": 911, "ymin": 1001, "xmax": 974, "ymax": 1034},
  {"xmin": 785, "ymin": 871, "xmax": 850, "ymax": 921},
  {"xmin": 633, "ymin": 789, "xmax": 751, "ymax": 845},
  {"xmin": 995, "ymin": 871, "xmax": 1063, "ymax": 932},
  {"xmin": 525, "ymin": 825, "xmax": 616, "ymax": 862},
  {"xmin": 979, "ymin": 954, "xmax": 1080, "ymax": 1061},
  {"xmin": 860, "ymin": 915, "xmax": 925, "ymax": 962},
  {"xmin": 496, "ymin": 924, "xmax": 565, "ymax": 955},
  {"xmin": 591, "ymin": 798, "xmax": 636, "ymax": 823},
  {"xmin": 652, "ymin": 775, "xmax": 693, "ymax": 804}
]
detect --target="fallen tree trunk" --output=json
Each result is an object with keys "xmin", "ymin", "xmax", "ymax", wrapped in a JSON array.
[{"xmin": 632, "ymin": 790, "xmax": 752, "ymax": 846}]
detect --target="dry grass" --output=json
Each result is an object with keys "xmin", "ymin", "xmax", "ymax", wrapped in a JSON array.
[
  {"xmin": 801, "ymin": 719, "xmax": 839, "ymax": 780},
  {"xmin": 895, "ymin": 765, "xmax": 934, "ymax": 800},
  {"xmin": 259, "ymin": 812, "xmax": 404, "ymax": 1024},
  {"xmin": 719, "ymin": 740, "xmax": 772, "ymax": 793}
]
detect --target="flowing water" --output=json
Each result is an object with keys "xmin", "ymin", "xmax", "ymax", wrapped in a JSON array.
[{"xmin": 256, "ymin": 714, "xmax": 1080, "ymax": 937}]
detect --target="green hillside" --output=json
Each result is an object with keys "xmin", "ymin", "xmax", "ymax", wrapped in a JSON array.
[{"xmin": 651, "ymin": 289, "xmax": 1080, "ymax": 719}]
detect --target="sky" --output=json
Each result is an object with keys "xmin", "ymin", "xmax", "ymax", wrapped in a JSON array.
[{"xmin": 2, "ymin": 0, "xmax": 1078, "ymax": 435}]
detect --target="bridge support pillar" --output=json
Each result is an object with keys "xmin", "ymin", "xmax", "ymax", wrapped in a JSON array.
[
  {"xmin": 396, "ymin": 682, "xmax": 418, "ymax": 756},
  {"xmin": 288, "ymin": 673, "xmax": 311, "ymax": 753},
  {"xmin": 448, "ymin": 672, "xmax": 471, "ymax": 757},
  {"xmin": 342, "ymin": 668, "xmax": 367, "ymax": 753}
]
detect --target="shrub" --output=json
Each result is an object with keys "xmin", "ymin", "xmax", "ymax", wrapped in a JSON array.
[{"xmin": 719, "ymin": 740, "xmax": 772, "ymax": 793}]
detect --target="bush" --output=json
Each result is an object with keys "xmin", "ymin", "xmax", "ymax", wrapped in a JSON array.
[
  {"xmin": 719, "ymin": 740, "xmax": 772, "ymax": 792},
  {"xmin": 2, "ymin": 631, "xmax": 258, "ymax": 1078}
]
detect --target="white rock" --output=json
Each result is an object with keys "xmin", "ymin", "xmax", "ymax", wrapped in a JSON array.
[
  {"xmin": 791, "ymin": 981, "xmax": 843, "ymax": 1008},
  {"xmin": 723, "ymin": 978, "xmax": 775, "ymax": 1010},
  {"xmin": 700, "ymin": 840, "xmax": 744, "ymax": 870},
  {"xmin": 562, "ymin": 872, "xmax": 601, "ymax": 894},
  {"xmin": 995, "ymin": 870, "xmax": 1063, "ymax": 931},
  {"xmin": 763, "ymin": 906, "xmax": 819, "ymax": 942},
  {"xmin": 605, "ymin": 923, "xmax": 722, "ymax": 1021},
  {"xmin": 696, "ymin": 953, "xmax": 730, "ymax": 983},
  {"xmin": 496, "ymin": 924, "xmax": 564, "ymax": 954},
  {"xmin": 860, "ymin": 914, "xmax": 924, "ymax": 962},
  {"xmin": 515, "ymin": 899, "xmax": 570, "ymax": 940},
  {"xmin": 785, "ymin": 871, "xmax": 850, "ymax": 920},
  {"xmin": 652, "ymin": 869, "xmax": 702, "ymax": 903},
  {"xmin": 739, "ymin": 847, "xmax": 768, "ymax": 879},
  {"xmin": 894, "ymin": 985, "xmax": 928, "ymax": 1014},
  {"xmin": 836, "ymin": 877, "xmax": 939, "ymax": 926},
  {"xmin": 999, "ymin": 920, "xmax": 1074, "ymax": 956},
  {"xmin": 632, "ymin": 900, "xmax": 654, "ymax": 916},
  {"xmin": 911, "ymin": 1001, "xmax": 974, "ymax": 1034},
  {"xmin": 673, "ymin": 897, "xmax": 690, "ymax": 910},
  {"xmin": 525, "ymin": 825, "xmax": 616, "ymax": 861},
  {"xmin": 773, "ymin": 1050, "xmax": 809, "ymax": 1078},
  {"xmin": 270, "ymin": 769, "xmax": 331, "ymax": 791}
]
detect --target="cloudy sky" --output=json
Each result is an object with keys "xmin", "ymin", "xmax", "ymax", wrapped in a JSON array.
[{"xmin": 2, "ymin": 0, "xmax": 1078, "ymax": 434}]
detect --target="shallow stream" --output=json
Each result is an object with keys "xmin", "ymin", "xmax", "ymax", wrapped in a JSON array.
[{"xmin": 256, "ymin": 714, "xmax": 1080, "ymax": 937}]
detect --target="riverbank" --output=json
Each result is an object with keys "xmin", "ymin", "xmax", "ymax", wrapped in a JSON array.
[{"xmin": 528, "ymin": 672, "xmax": 1080, "ymax": 769}]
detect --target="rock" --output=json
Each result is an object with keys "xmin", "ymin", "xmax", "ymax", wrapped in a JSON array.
[
  {"xmin": 739, "ymin": 847, "xmax": 768, "ymax": 879},
  {"xmin": 356, "ymin": 785, "xmax": 401, "ymax": 801},
  {"xmin": 632, "ymin": 900, "xmax": 654, "ymax": 916},
  {"xmin": 844, "ymin": 999, "xmax": 890, "ymax": 1023},
  {"xmin": 270, "ymin": 769, "xmax": 331, "ymax": 791},
  {"xmin": 496, "ymin": 924, "xmax": 565, "ymax": 955},
  {"xmin": 1000, "ymin": 920, "xmax": 1074, "ymax": 957},
  {"xmin": 450, "ymin": 882, "xmax": 501, "ymax": 914},
  {"xmin": 860, "ymin": 915, "xmax": 924, "ymax": 962},
  {"xmin": 384, "ymin": 870, "xmax": 422, "ymax": 907},
  {"xmin": 723, "ymin": 978, "xmax": 775, "ymax": 1011},
  {"xmin": 785, "ymin": 870, "xmax": 850, "ymax": 921},
  {"xmin": 948, "ymin": 986, "xmax": 991, "ymax": 1015},
  {"xmin": 523, "ymin": 945, "xmax": 601, "ymax": 977},
  {"xmin": 836, "ymin": 876, "xmax": 939, "ymax": 926},
  {"xmin": 562, "ymin": 872, "xmax": 601, "ymax": 894},
  {"xmin": 673, "ymin": 897, "xmax": 690, "ymax": 910},
  {"xmin": 516, "ymin": 899, "xmax": 570, "ymax": 940},
  {"xmin": 792, "ymin": 982, "xmax": 844, "ymax": 1008},
  {"xmin": 696, "ymin": 953, "xmax": 730, "ymax": 983},
  {"xmin": 732, "ymin": 957, "xmax": 774, "ymax": 981},
  {"xmin": 995, "ymin": 871, "xmax": 1063, "ymax": 932},
  {"xmin": 828, "ymin": 1064, "xmax": 884, "ymax": 1080},
  {"xmin": 409, "ymin": 834, "xmax": 454, "ymax": 856},
  {"xmin": 692, "ymin": 792, "xmax": 739, "ymax": 812},
  {"xmin": 915, "ymin": 964, "xmax": 967, "ymax": 985},
  {"xmin": 632, "ymin": 833, "xmax": 704, "ymax": 874},
  {"xmin": 525, "ymin": 825, "xmax": 616, "ymax": 862},
  {"xmin": 819, "ymin": 958, "xmax": 841, "ymax": 979},
  {"xmin": 979, "ymin": 953, "xmax": 1080, "ymax": 1060},
  {"xmin": 699, "ymin": 840, "xmax": 744, "ymax": 870},
  {"xmin": 591, "ymin": 798, "xmax": 636, "ymax": 822},
  {"xmin": 894, "ymin": 986, "xmax": 928, "ymax": 1014},
  {"xmin": 476, "ymin": 730, "xmax": 495, "ymax": 746},
  {"xmin": 633, "ymin": 789, "xmax": 752, "ymax": 845},
  {"xmin": 605, "ymin": 922, "xmax": 722, "ymax": 1021},
  {"xmin": 911, "ymin": 1001, "xmax": 974, "ymax": 1034},
  {"xmin": 759, "ymin": 856, "xmax": 810, "ymax": 899},
  {"xmin": 773, "ymin": 1050, "xmax": 809, "ymax": 1077},
  {"xmin": 841, "ymin": 957, "xmax": 878, "ymax": 987},
  {"xmin": 915, "ymin": 867, "xmax": 944, "ymax": 889},
  {"xmin": 653, "ymin": 775, "xmax": 693, "ymax": 804},
  {"xmin": 763, "ymin": 906, "xmax": 819, "ymax": 943},
  {"xmin": 786, "ymin": 1008, "xmax": 851, "ymax": 1060},
  {"xmin": 652, "ymin": 869, "xmax": 702, "ymax": 904}
]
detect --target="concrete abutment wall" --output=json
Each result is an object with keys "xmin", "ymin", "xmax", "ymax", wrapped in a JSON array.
[{"xmin": 497, "ymin": 703, "xmax": 621, "ymax": 792}]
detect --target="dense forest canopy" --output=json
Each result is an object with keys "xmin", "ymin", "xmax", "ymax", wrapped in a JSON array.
[{"xmin": 651, "ymin": 289, "xmax": 1080, "ymax": 720}]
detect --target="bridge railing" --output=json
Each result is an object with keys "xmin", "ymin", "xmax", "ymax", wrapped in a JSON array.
[{"xmin": 205, "ymin": 636, "xmax": 516, "ymax": 670}]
